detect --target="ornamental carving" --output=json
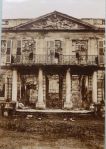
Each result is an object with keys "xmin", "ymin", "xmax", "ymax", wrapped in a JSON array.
[
  {"xmin": 22, "ymin": 39, "xmax": 36, "ymax": 53},
  {"xmin": 25, "ymin": 14, "xmax": 86, "ymax": 30},
  {"xmin": 1, "ymin": 40, "xmax": 7, "ymax": 54}
]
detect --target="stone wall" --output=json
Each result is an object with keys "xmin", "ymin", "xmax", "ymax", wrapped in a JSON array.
[
  {"xmin": 0, "ymin": 26, "xmax": 105, "ymax": 109},
  {"xmin": 0, "ymin": 70, "xmax": 12, "ymax": 100},
  {"xmin": 97, "ymin": 70, "xmax": 104, "ymax": 103},
  {"xmin": 1, "ymin": 31, "xmax": 104, "ymax": 57}
]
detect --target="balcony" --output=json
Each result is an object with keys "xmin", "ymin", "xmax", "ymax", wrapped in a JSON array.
[{"xmin": 1, "ymin": 54, "xmax": 104, "ymax": 67}]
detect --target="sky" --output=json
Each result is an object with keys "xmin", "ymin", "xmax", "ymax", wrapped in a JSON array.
[{"xmin": 2, "ymin": 0, "xmax": 105, "ymax": 19}]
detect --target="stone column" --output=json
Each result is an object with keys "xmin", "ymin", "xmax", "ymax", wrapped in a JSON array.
[
  {"xmin": 64, "ymin": 69, "xmax": 73, "ymax": 109},
  {"xmin": 36, "ymin": 68, "xmax": 45, "ymax": 109},
  {"xmin": 85, "ymin": 76, "xmax": 88, "ymax": 88},
  {"xmin": 12, "ymin": 69, "xmax": 18, "ymax": 102},
  {"xmin": 92, "ymin": 71, "xmax": 97, "ymax": 103}
]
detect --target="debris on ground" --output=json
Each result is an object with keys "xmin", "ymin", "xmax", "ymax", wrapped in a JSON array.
[
  {"xmin": 69, "ymin": 118, "xmax": 75, "ymax": 121},
  {"xmin": 38, "ymin": 117, "xmax": 42, "ymax": 120}
]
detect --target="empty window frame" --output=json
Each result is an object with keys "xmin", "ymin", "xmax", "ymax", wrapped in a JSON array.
[
  {"xmin": 1, "ymin": 40, "xmax": 12, "ymax": 55},
  {"xmin": 17, "ymin": 40, "xmax": 21, "ymax": 55},
  {"xmin": 72, "ymin": 40, "xmax": 88, "ymax": 55},
  {"xmin": 55, "ymin": 40, "xmax": 62, "ymax": 52},
  {"xmin": 7, "ymin": 40, "xmax": 12, "ymax": 54},
  {"xmin": 98, "ymin": 40, "xmax": 104, "ymax": 55}
]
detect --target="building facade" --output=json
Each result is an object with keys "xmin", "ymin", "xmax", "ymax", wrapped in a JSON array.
[{"xmin": 0, "ymin": 11, "xmax": 105, "ymax": 110}]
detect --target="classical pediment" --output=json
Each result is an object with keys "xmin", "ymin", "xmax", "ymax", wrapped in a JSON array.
[{"xmin": 11, "ymin": 11, "xmax": 97, "ymax": 31}]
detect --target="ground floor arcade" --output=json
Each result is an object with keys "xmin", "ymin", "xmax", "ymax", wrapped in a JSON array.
[{"xmin": 0, "ymin": 66, "xmax": 104, "ymax": 110}]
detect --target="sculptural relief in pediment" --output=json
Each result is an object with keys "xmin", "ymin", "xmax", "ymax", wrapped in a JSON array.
[{"xmin": 20, "ymin": 14, "xmax": 87, "ymax": 30}]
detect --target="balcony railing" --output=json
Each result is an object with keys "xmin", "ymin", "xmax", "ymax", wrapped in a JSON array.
[{"xmin": 1, "ymin": 54, "xmax": 104, "ymax": 66}]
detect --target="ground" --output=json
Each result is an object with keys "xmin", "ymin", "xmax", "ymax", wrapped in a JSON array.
[{"xmin": 0, "ymin": 114, "xmax": 104, "ymax": 149}]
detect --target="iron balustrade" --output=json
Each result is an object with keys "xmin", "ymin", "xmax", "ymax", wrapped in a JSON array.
[{"xmin": 1, "ymin": 54, "xmax": 104, "ymax": 66}]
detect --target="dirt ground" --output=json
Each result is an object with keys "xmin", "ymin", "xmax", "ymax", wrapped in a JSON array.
[{"xmin": 0, "ymin": 115, "xmax": 104, "ymax": 149}]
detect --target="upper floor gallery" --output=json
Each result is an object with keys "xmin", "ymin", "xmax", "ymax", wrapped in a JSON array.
[{"xmin": 1, "ymin": 11, "xmax": 105, "ymax": 67}]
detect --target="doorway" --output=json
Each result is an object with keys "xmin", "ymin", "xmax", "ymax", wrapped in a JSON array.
[
  {"xmin": 46, "ymin": 74, "xmax": 63, "ymax": 109},
  {"xmin": 71, "ymin": 75, "xmax": 90, "ymax": 110},
  {"xmin": 21, "ymin": 75, "xmax": 38, "ymax": 107}
]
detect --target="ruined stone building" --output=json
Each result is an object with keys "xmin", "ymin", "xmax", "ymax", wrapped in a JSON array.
[{"xmin": 0, "ymin": 11, "xmax": 105, "ymax": 110}]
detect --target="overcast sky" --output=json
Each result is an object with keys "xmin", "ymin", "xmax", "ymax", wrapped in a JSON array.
[{"xmin": 2, "ymin": 0, "xmax": 105, "ymax": 19}]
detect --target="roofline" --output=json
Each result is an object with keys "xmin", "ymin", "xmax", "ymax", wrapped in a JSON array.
[
  {"xmin": 2, "ymin": 18, "xmax": 32, "ymax": 21},
  {"xmin": 2, "ymin": 18, "xmax": 105, "ymax": 20},
  {"xmin": 9, "ymin": 11, "xmax": 98, "ymax": 30},
  {"xmin": 81, "ymin": 18, "xmax": 105, "ymax": 20}
]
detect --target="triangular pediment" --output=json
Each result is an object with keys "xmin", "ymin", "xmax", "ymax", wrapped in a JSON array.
[{"xmin": 11, "ymin": 11, "xmax": 97, "ymax": 31}]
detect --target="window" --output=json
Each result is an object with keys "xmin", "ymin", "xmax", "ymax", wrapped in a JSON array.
[
  {"xmin": 55, "ymin": 40, "xmax": 62, "ymax": 60},
  {"xmin": 1, "ymin": 40, "xmax": 7, "ymax": 54},
  {"xmin": 22, "ymin": 39, "xmax": 36, "ymax": 62},
  {"xmin": 47, "ymin": 40, "xmax": 62, "ymax": 63},
  {"xmin": 1, "ymin": 40, "xmax": 12, "ymax": 63},
  {"xmin": 72, "ymin": 40, "xmax": 88, "ymax": 55},
  {"xmin": 17, "ymin": 40, "xmax": 21, "ymax": 55},
  {"xmin": 55, "ymin": 40, "xmax": 62, "ymax": 52},
  {"xmin": 47, "ymin": 41, "xmax": 55, "ymax": 53},
  {"xmin": 98, "ymin": 40, "xmax": 104, "ymax": 55},
  {"xmin": 72, "ymin": 40, "xmax": 88, "ymax": 64},
  {"xmin": 1, "ymin": 40, "xmax": 12, "ymax": 55},
  {"xmin": 7, "ymin": 40, "xmax": 11, "ymax": 54},
  {"xmin": 22, "ymin": 39, "xmax": 36, "ymax": 53},
  {"xmin": 98, "ymin": 40, "xmax": 104, "ymax": 64},
  {"xmin": 48, "ymin": 75, "xmax": 59, "ymax": 93}
]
